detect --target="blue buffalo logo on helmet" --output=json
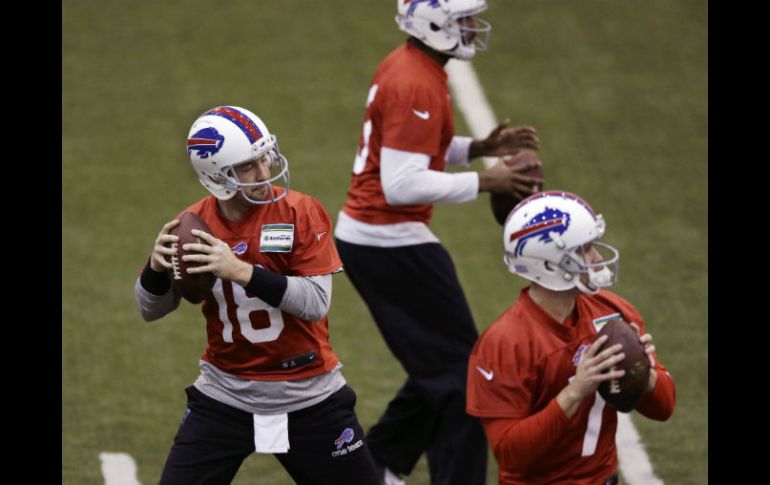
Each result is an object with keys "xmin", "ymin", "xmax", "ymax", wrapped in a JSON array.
[
  {"xmin": 334, "ymin": 428, "xmax": 355, "ymax": 450},
  {"xmin": 405, "ymin": 0, "xmax": 440, "ymax": 16},
  {"xmin": 187, "ymin": 127, "xmax": 225, "ymax": 159},
  {"xmin": 509, "ymin": 207, "xmax": 571, "ymax": 256}
]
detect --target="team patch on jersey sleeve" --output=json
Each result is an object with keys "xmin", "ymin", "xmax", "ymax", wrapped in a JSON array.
[
  {"xmin": 592, "ymin": 313, "xmax": 622, "ymax": 333},
  {"xmin": 260, "ymin": 224, "xmax": 294, "ymax": 252}
]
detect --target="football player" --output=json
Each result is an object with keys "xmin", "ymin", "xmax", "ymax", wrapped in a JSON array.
[
  {"xmin": 134, "ymin": 106, "xmax": 379, "ymax": 485},
  {"xmin": 334, "ymin": 1, "xmax": 542, "ymax": 483},
  {"xmin": 466, "ymin": 191, "xmax": 676, "ymax": 484}
]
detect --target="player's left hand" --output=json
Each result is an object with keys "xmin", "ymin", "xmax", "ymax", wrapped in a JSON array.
[
  {"xmin": 471, "ymin": 119, "xmax": 539, "ymax": 158},
  {"xmin": 629, "ymin": 322, "xmax": 658, "ymax": 392},
  {"xmin": 478, "ymin": 157, "xmax": 543, "ymax": 197},
  {"xmin": 182, "ymin": 229, "xmax": 253, "ymax": 285}
]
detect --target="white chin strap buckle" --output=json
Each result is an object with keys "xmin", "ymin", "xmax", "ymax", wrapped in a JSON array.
[
  {"xmin": 575, "ymin": 267, "xmax": 615, "ymax": 295},
  {"xmin": 589, "ymin": 267, "xmax": 614, "ymax": 287}
]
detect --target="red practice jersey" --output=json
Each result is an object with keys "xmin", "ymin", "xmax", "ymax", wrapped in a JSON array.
[
  {"xmin": 342, "ymin": 42, "xmax": 455, "ymax": 225},
  {"xmin": 467, "ymin": 288, "xmax": 675, "ymax": 484},
  {"xmin": 179, "ymin": 189, "xmax": 342, "ymax": 382}
]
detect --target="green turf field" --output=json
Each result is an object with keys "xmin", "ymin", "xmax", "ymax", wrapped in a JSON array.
[{"xmin": 63, "ymin": 1, "xmax": 707, "ymax": 483}]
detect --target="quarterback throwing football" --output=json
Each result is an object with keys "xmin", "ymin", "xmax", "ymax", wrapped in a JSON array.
[
  {"xmin": 134, "ymin": 106, "xmax": 379, "ymax": 485},
  {"xmin": 466, "ymin": 191, "xmax": 676, "ymax": 484},
  {"xmin": 335, "ymin": 1, "xmax": 542, "ymax": 483}
]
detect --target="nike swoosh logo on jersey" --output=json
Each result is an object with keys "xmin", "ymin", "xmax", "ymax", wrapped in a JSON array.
[
  {"xmin": 317, "ymin": 231, "xmax": 328, "ymax": 241},
  {"xmin": 412, "ymin": 109, "xmax": 430, "ymax": 120},
  {"xmin": 476, "ymin": 366, "xmax": 494, "ymax": 381}
]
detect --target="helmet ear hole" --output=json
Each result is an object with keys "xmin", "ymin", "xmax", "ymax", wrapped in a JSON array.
[
  {"xmin": 430, "ymin": 22, "xmax": 441, "ymax": 31},
  {"xmin": 543, "ymin": 261, "xmax": 555, "ymax": 272}
]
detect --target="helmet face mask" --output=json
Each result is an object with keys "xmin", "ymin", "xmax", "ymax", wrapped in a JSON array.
[
  {"xmin": 187, "ymin": 106, "xmax": 290, "ymax": 205},
  {"xmin": 454, "ymin": 15, "xmax": 491, "ymax": 59},
  {"xmin": 396, "ymin": 0, "xmax": 491, "ymax": 60},
  {"xmin": 502, "ymin": 191, "xmax": 620, "ymax": 295},
  {"xmin": 224, "ymin": 149, "xmax": 290, "ymax": 205}
]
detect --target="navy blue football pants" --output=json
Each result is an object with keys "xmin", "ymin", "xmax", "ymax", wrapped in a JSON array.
[
  {"xmin": 336, "ymin": 240, "xmax": 488, "ymax": 485},
  {"xmin": 158, "ymin": 384, "xmax": 379, "ymax": 485}
]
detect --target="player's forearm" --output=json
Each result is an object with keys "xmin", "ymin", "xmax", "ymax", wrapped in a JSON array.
[
  {"xmin": 484, "ymin": 399, "xmax": 571, "ymax": 470},
  {"xmin": 555, "ymin": 379, "xmax": 595, "ymax": 418},
  {"xmin": 139, "ymin": 257, "xmax": 171, "ymax": 295},
  {"xmin": 635, "ymin": 366, "xmax": 676, "ymax": 421},
  {"xmin": 279, "ymin": 274, "xmax": 332, "ymax": 322},
  {"xmin": 468, "ymin": 138, "xmax": 487, "ymax": 160},
  {"xmin": 445, "ymin": 136, "xmax": 473, "ymax": 166},
  {"xmin": 241, "ymin": 267, "xmax": 332, "ymax": 321},
  {"xmin": 134, "ymin": 275, "xmax": 181, "ymax": 322},
  {"xmin": 242, "ymin": 266, "xmax": 288, "ymax": 307},
  {"xmin": 386, "ymin": 169, "xmax": 478, "ymax": 205},
  {"xmin": 381, "ymin": 146, "xmax": 479, "ymax": 205}
]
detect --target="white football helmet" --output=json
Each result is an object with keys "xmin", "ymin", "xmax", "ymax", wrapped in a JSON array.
[
  {"xmin": 395, "ymin": 0, "xmax": 491, "ymax": 60},
  {"xmin": 502, "ymin": 191, "xmax": 620, "ymax": 295},
  {"xmin": 187, "ymin": 106, "xmax": 289, "ymax": 204}
]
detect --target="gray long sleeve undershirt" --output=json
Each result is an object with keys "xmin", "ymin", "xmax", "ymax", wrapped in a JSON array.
[{"xmin": 134, "ymin": 273, "xmax": 333, "ymax": 322}]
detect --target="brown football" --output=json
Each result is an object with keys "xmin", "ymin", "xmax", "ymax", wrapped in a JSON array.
[
  {"xmin": 596, "ymin": 319, "xmax": 651, "ymax": 413},
  {"xmin": 490, "ymin": 150, "xmax": 544, "ymax": 225},
  {"xmin": 167, "ymin": 212, "xmax": 216, "ymax": 303}
]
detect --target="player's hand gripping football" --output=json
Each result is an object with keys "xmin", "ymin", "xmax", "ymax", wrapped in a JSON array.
[
  {"xmin": 150, "ymin": 219, "xmax": 180, "ymax": 272},
  {"xmin": 557, "ymin": 335, "xmax": 625, "ymax": 418},
  {"xmin": 470, "ymin": 119, "xmax": 540, "ymax": 159},
  {"xmin": 182, "ymin": 230, "xmax": 253, "ymax": 285},
  {"xmin": 629, "ymin": 322, "xmax": 659, "ymax": 392},
  {"xmin": 478, "ymin": 156, "xmax": 543, "ymax": 199}
]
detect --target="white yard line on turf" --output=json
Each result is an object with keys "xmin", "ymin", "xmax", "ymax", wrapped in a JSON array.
[
  {"xmin": 446, "ymin": 60, "xmax": 499, "ymax": 170},
  {"xmin": 616, "ymin": 414, "xmax": 665, "ymax": 485},
  {"xmin": 99, "ymin": 452, "xmax": 143, "ymax": 485},
  {"xmin": 446, "ymin": 59, "xmax": 664, "ymax": 485}
]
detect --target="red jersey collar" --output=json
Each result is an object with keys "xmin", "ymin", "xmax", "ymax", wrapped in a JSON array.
[
  {"xmin": 404, "ymin": 42, "xmax": 448, "ymax": 81},
  {"xmin": 519, "ymin": 286, "xmax": 579, "ymax": 340}
]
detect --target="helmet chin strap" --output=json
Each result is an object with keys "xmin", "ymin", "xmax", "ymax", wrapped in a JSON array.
[
  {"xmin": 240, "ymin": 183, "xmax": 284, "ymax": 205},
  {"xmin": 574, "ymin": 267, "xmax": 614, "ymax": 295},
  {"xmin": 590, "ymin": 266, "xmax": 614, "ymax": 287},
  {"xmin": 450, "ymin": 44, "xmax": 476, "ymax": 60}
]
